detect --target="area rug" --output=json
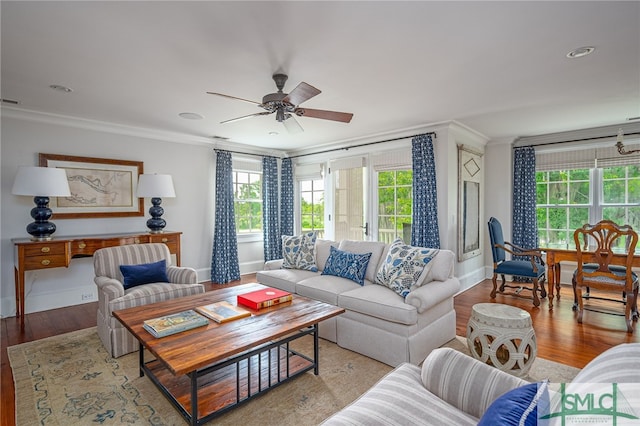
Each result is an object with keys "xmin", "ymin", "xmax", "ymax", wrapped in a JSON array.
[{"xmin": 8, "ymin": 329, "xmax": 580, "ymax": 425}]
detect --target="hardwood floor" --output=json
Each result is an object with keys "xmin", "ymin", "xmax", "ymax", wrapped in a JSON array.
[{"xmin": 2, "ymin": 277, "xmax": 639, "ymax": 425}]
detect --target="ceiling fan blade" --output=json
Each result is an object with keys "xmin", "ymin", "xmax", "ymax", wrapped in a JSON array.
[
  {"xmin": 282, "ymin": 82, "xmax": 321, "ymax": 106},
  {"xmin": 283, "ymin": 114, "xmax": 304, "ymax": 134},
  {"xmin": 220, "ymin": 111, "xmax": 272, "ymax": 124},
  {"xmin": 294, "ymin": 108, "xmax": 353, "ymax": 123},
  {"xmin": 206, "ymin": 92, "xmax": 262, "ymax": 105}
]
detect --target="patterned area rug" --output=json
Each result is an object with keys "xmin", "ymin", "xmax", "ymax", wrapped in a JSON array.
[{"xmin": 8, "ymin": 329, "xmax": 580, "ymax": 425}]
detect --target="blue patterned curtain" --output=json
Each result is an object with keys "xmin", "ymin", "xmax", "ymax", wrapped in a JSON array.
[
  {"xmin": 411, "ymin": 134, "xmax": 440, "ymax": 248},
  {"xmin": 280, "ymin": 157, "xmax": 294, "ymax": 236},
  {"xmin": 211, "ymin": 150, "xmax": 240, "ymax": 283},
  {"xmin": 512, "ymin": 146, "xmax": 538, "ymax": 257},
  {"xmin": 262, "ymin": 156, "xmax": 280, "ymax": 261}
]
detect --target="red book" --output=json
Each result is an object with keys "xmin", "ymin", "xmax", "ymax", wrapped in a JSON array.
[{"xmin": 237, "ymin": 287, "xmax": 293, "ymax": 310}]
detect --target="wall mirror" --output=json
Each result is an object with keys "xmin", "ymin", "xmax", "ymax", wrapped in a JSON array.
[{"xmin": 457, "ymin": 145, "xmax": 483, "ymax": 262}]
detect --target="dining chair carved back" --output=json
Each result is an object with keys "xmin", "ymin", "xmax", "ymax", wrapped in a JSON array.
[{"xmin": 573, "ymin": 220, "xmax": 639, "ymax": 333}]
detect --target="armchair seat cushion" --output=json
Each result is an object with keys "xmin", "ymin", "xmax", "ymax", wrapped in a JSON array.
[
  {"xmin": 108, "ymin": 282, "xmax": 205, "ymax": 314},
  {"xmin": 495, "ymin": 260, "xmax": 544, "ymax": 278}
]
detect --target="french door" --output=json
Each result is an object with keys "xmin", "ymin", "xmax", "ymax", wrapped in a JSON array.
[{"xmin": 331, "ymin": 157, "xmax": 367, "ymax": 241}]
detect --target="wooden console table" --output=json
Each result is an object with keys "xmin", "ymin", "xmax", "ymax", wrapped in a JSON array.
[
  {"xmin": 543, "ymin": 247, "xmax": 640, "ymax": 309},
  {"xmin": 12, "ymin": 231, "xmax": 182, "ymax": 322}
]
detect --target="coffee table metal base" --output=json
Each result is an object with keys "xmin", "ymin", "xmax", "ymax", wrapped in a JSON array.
[{"xmin": 140, "ymin": 324, "xmax": 319, "ymax": 425}]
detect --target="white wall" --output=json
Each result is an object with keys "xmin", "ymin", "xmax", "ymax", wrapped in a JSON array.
[
  {"xmin": 483, "ymin": 138, "xmax": 514, "ymax": 278},
  {"xmin": 1, "ymin": 112, "xmax": 224, "ymax": 317}
]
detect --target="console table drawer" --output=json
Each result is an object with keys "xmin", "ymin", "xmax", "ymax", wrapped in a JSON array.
[
  {"xmin": 149, "ymin": 234, "xmax": 179, "ymax": 251},
  {"xmin": 23, "ymin": 243, "xmax": 67, "ymax": 257},
  {"xmin": 23, "ymin": 254, "xmax": 68, "ymax": 269}
]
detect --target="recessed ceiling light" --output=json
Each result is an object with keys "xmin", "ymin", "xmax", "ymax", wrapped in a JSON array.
[
  {"xmin": 269, "ymin": 131, "xmax": 279, "ymax": 136},
  {"xmin": 49, "ymin": 84, "xmax": 73, "ymax": 93},
  {"xmin": 566, "ymin": 46, "xmax": 595, "ymax": 59},
  {"xmin": 178, "ymin": 112, "xmax": 204, "ymax": 120}
]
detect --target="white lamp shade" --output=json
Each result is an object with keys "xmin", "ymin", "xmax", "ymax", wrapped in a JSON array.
[
  {"xmin": 137, "ymin": 174, "xmax": 176, "ymax": 198},
  {"xmin": 12, "ymin": 166, "xmax": 71, "ymax": 197}
]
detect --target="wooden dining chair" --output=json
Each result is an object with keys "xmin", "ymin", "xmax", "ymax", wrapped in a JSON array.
[{"xmin": 573, "ymin": 220, "xmax": 639, "ymax": 333}]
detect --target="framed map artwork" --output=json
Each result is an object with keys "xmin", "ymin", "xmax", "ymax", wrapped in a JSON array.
[{"xmin": 39, "ymin": 153, "xmax": 144, "ymax": 219}]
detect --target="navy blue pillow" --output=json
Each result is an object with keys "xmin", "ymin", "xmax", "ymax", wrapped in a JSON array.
[
  {"xmin": 119, "ymin": 259, "xmax": 169, "ymax": 289},
  {"xmin": 321, "ymin": 246, "xmax": 372, "ymax": 285},
  {"xmin": 478, "ymin": 381, "xmax": 549, "ymax": 426}
]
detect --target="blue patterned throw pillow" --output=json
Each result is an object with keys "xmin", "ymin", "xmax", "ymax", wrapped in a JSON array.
[
  {"xmin": 281, "ymin": 231, "xmax": 318, "ymax": 272},
  {"xmin": 321, "ymin": 246, "xmax": 372, "ymax": 285},
  {"xmin": 375, "ymin": 239, "xmax": 439, "ymax": 297}
]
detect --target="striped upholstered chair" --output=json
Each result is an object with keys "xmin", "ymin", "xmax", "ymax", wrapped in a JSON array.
[{"xmin": 94, "ymin": 243, "xmax": 205, "ymax": 357}]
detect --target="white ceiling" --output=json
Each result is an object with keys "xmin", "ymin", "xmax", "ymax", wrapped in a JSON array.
[{"xmin": 2, "ymin": 1, "xmax": 639, "ymax": 152}]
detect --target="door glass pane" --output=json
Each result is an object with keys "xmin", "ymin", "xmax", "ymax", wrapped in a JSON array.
[{"xmin": 334, "ymin": 167, "xmax": 364, "ymax": 240}]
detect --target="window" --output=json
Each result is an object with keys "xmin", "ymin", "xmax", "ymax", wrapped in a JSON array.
[
  {"xmin": 233, "ymin": 170, "xmax": 262, "ymax": 234},
  {"xmin": 536, "ymin": 164, "xmax": 640, "ymax": 251},
  {"xmin": 300, "ymin": 179, "xmax": 325, "ymax": 238},
  {"xmin": 377, "ymin": 170, "xmax": 412, "ymax": 243}
]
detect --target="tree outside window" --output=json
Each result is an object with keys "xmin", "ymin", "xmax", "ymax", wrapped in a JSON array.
[
  {"xmin": 378, "ymin": 170, "xmax": 412, "ymax": 243},
  {"xmin": 233, "ymin": 171, "xmax": 262, "ymax": 234},
  {"xmin": 536, "ymin": 165, "xmax": 639, "ymax": 252},
  {"xmin": 300, "ymin": 179, "xmax": 324, "ymax": 237}
]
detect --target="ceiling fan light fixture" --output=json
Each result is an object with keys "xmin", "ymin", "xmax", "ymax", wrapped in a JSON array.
[
  {"xmin": 566, "ymin": 46, "xmax": 595, "ymax": 59},
  {"xmin": 275, "ymin": 107, "xmax": 285, "ymax": 122}
]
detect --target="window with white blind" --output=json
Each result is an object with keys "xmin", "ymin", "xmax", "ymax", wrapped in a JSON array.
[{"xmin": 535, "ymin": 145, "xmax": 640, "ymax": 251}]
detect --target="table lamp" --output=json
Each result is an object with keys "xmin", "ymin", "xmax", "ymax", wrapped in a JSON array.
[
  {"xmin": 12, "ymin": 166, "xmax": 71, "ymax": 241},
  {"xmin": 137, "ymin": 173, "xmax": 176, "ymax": 233}
]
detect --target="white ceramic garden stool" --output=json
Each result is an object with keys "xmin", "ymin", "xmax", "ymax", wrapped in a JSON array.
[{"xmin": 466, "ymin": 303, "xmax": 537, "ymax": 377}]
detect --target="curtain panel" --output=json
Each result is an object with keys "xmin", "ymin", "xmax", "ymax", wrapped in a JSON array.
[
  {"xmin": 512, "ymin": 146, "xmax": 539, "ymax": 259},
  {"xmin": 210, "ymin": 150, "xmax": 241, "ymax": 283},
  {"xmin": 280, "ymin": 157, "xmax": 294, "ymax": 237},
  {"xmin": 262, "ymin": 156, "xmax": 280, "ymax": 261},
  {"xmin": 411, "ymin": 134, "xmax": 440, "ymax": 249}
]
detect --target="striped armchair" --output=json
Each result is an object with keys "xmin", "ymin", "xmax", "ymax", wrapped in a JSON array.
[{"xmin": 94, "ymin": 243, "xmax": 205, "ymax": 358}]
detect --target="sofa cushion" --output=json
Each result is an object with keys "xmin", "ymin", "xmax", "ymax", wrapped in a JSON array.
[
  {"xmin": 315, "ymin": 239, "xmax": 339, "ymax": 271},
  {"xmin": 423, "ymin": 249, "xmax": 455, "ymax": 283},
  {"xmin": 338, "ymin": 284, "xmax": 417, "ymax": 325},
  {"xmin": 119, "ymin": 259, "xmax": 169, "ymax": 289},
  {"xmin": 297, "ymin": 274, "xmax": 363, "ymax": 305},
  {"xmin": 282, "ymin": 231, "xmax": 318, "ymax": 272},
  {"xmin": 375, "ymin": 238, "xmax": 440, "ymax": 297},
  {"xmin": 338, "ymin": 240, "xmax": 386, "ymax": 283},
  {"xmin": 478, "ymin": 381, "xmax": 549, "ymax": 426},
  {"xmin": 322, "ymin": 246, "xmax": 372, "ymax": 285},
  {"xmin": 256, "ymin": 269, "xmax": 319, "ymax": 294}
]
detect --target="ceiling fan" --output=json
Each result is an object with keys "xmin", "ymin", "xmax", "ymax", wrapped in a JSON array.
[{"xmin": 207, "ymin": 73, "xmax": 353, "ymax": 133}]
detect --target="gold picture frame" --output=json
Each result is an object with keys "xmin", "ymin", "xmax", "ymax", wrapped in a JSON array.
[{"xmin": 39, "ymin": 153, "xmax": 144, "ymax": 219}]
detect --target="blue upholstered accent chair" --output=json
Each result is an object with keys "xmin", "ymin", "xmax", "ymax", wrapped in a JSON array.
[
  {"xmin": 487, "ymin": 217, "xmax": 546, "ymax": 306},
  {"xmin": 572, "ymin": 220, "xmax": 638, "ymax": 333}
]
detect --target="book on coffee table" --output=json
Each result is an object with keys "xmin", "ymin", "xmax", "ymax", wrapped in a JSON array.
[
  {"xmin": 143, "ymin": 310, "xmax": 209, "ymax": 338},
  {"xmin": 237, "ymin": 287, "xmax": 293, "ymax": 310},
  {"xmin": 195, "ymin": 301, "xmax": 251, "ymax": 323}
]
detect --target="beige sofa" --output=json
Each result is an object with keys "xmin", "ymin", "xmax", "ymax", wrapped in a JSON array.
[{"xmin": 256, "ymin": 239, "xmax": 460, "ymax": 367}]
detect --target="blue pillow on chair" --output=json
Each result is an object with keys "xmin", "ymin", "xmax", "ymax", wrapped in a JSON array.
[
  {"xmin": 120, "ymin": 259, "xmax": 169, "ymax": 289},
  {"xmin": 478, "ymin": 381, "xmax": 549, "ymax": 426},
  {"xmin": 321, "ymin": 246, "xmax": 372, "ymax": 285}
]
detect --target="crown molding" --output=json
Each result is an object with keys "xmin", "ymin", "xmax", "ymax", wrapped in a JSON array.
[{"xmin": 1, "ymin": 106, "xmax": 216, "ymax": 146}]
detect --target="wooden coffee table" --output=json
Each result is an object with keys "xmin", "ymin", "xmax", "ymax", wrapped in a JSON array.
[{"xmin": 113, "ymin": 283, "xmax": 344, "ymax": 425}]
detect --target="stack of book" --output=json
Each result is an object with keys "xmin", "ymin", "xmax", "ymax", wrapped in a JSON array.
[
  {"xmin": 143, "ymin": 310, "xmax": 208, "ymax": 338},
  {"xmin": 237, "ymin": 287, "xmax": 293, "ymax": 310}
]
